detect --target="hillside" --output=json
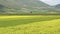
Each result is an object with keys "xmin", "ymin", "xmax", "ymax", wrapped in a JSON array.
[
  {"xmin": 55, "ymin": 4, "xmax": 60, "ymax": 8},
  {"xmin": 0, "ymin": 0, "xmax": 60, "ymax": 15},
  {"xmin": 0, "ymin": 0, "xmax": 49, "ymax": 8}
]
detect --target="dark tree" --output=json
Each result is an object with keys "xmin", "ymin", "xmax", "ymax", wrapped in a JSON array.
[{"xmin": 30, "ymin": 11, "xmax": 32, "ymax": 13}]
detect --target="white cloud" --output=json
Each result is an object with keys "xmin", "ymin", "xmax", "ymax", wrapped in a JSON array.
[{"xmin": 40, "ymin": 0, "xmax": 60, "ymax": 6}]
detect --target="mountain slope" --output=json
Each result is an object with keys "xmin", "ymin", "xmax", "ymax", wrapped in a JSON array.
[
  {"xmin": 55, "ymin": 4, "xmax": 60, "ymax": 8},
  {"xmin": 0, "ymin": 0, "xmax": 50, "ymax": 9},
  {"xmin": 0, "ymin": 0, "xmax": 60, "ymax": 15}
]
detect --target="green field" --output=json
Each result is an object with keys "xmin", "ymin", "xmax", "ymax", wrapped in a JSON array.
[{"xmin": 0, "ymin": 15, "xmax": 60, "ymax": 34}]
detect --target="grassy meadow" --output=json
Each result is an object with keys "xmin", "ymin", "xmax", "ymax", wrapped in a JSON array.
[{"xmin": 0, "ymin": 15, "xmax": 60, "ymax": 34}]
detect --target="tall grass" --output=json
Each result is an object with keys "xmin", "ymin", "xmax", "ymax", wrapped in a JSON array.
[{"xmin": 0, "ymin": 16, "xmax": 60, "ymax": 34}]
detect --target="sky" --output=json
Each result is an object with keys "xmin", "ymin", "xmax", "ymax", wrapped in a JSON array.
[{"xmin": 40, "ymin": 0, "xmax": 60, "ymax": 6}]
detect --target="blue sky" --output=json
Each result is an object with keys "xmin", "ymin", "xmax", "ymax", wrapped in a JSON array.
[{"xmin": 40, "ymin": 0, "xmax": 60, "ymax": 6}]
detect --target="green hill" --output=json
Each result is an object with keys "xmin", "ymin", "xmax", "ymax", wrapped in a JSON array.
[
  {"xmin": 0, "ymin": 0, "xmax": 60, "ymax": 15},
  {"xmin": 0, "ymin": 0, "xmax": 49, "ymax": 8}
]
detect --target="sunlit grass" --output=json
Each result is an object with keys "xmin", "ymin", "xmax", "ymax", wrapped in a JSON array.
[{"xmin": 0, "ymin": 16, "xmax": 60, "ymax": 34}]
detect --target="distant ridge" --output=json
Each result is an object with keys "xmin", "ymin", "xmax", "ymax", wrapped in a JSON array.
[
  {"xmin": 55, "ymin": 4, "xmax": 60, "ymax": 8},
  {"xmin": 0, "ymin": 0, "xmax": 60, "ymax": 15}
]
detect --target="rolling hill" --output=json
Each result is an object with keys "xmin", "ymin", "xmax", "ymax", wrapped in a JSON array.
[
  {"xmin": 0, "ymin": 0, "xmax": 49, "ymax": 8},
  {"xmin": 0, "ymin": 0, "xmax": 60, "ymax": 15}
]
